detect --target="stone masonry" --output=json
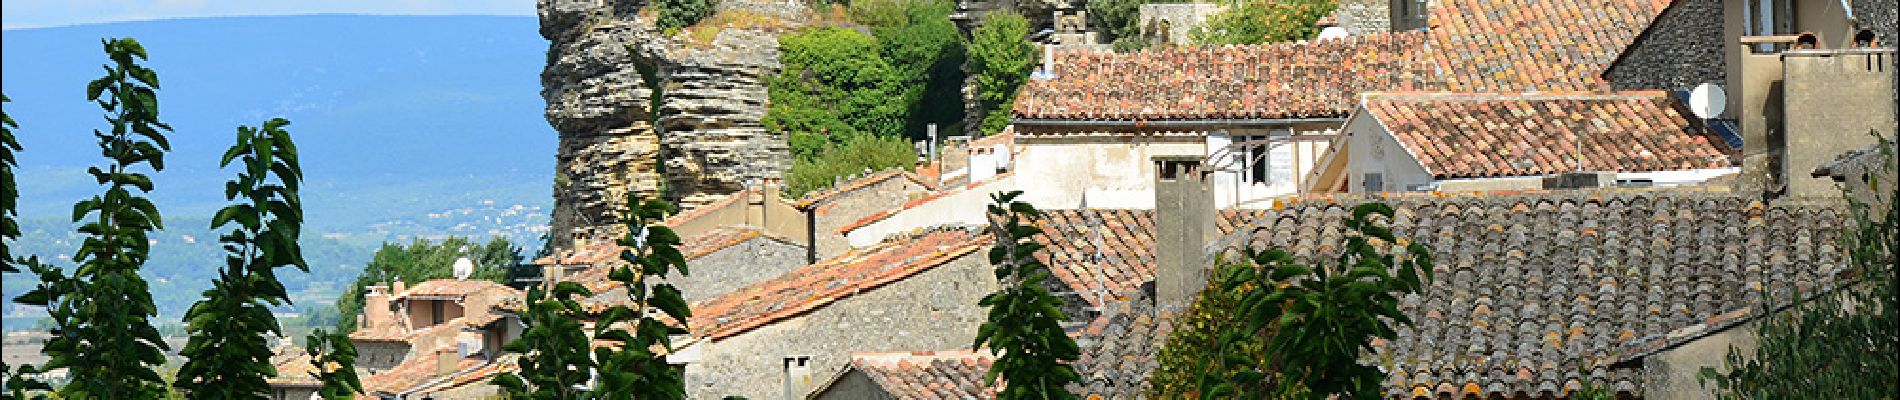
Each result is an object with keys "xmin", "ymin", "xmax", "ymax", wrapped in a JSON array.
[
  {"xmin": 1605, "ymin": 0, "xmax": 1726, "ymax": 92},
  {"xmin": 540, "ymin": 0, "xmax": 794, "ymax": 250}
]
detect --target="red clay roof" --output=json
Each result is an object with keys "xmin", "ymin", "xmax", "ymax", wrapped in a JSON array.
[
  {"xmin": 1361, "ymin": 91, "xmax": 1730, "ymax": 179},
  {"xmin": 1034, "ymin": 209, "xmax": 1264, "ymax": 307},
  {"xmin": 1013, "ymin": 31, "xmax": 1431, "ymax": 122},
  {"xmin": 1424, "ymin": 0, "xmax": 1669, "ymax": 92},
  {"xmin": 360, "ymin": 350, "xmax": 485, "ymax": 395},
  {"xmin": 394, "ymin": 279, "xmax": 517, "ymax": 300},
  {"xmin": 840, "ymin": 350, "xmax": 998, "ymax": 399},
  {"xmin": 1012, "ymin": 0, "xmax": 1673, "ymax": 121},
  {"xmin": 690, "ymin": 227, "xmax": 986, "ymax": 341},
  {"xmin": 553, "ymin": 226, "xmax": 779, "ymax": 293},
  {"xmin": 796, "ymin": 169, "xmax": 940, "ymax": 209}
]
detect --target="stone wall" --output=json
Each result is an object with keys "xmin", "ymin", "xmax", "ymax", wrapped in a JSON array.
[
  {"xmin": 681, "ymin": 252, "xmax": 998, "ymax": 399},
  {"xmin": 808, "ymin": 174, "xmax": 934, "ymax": 259},
  {"xmin": 667, "ymin": 236, "xmax": 809, "ymax": 303},
  {"xmin": 1781, "ymin": 50, "xmax": 1898, "ymax": 198},
  {"xmin": 353, "ymin": 341, "xmax": 410, "ymax": 372},
  {"xmin": 1606, "ymin": 0, "xmax": 1726, "ymax": 92},
  {"xmin": 1137, "ymin": 3, "xmax": 1225, "ymax": 45},
  {"xmin": 1641, "ymin": 321, "xmax": 1758, "ymax": 400},
  {"xmin": 541, "ymin": 0, "xmax": 794, "ymax": 250},
  {"xmin": 1334, "ymin": 0, "xmax": 1390, "ymax": 35}
]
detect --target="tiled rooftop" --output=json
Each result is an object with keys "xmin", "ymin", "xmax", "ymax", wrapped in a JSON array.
[
  {"xmin": 549, "ymin": 226, "xmax": 783, "ymax": 293},
  {"xmin": 1424, "ymin": 0, "xmax": 1669, "ymax": 92},
  {"xmin": 1217, "ymin": 191, "xmax": 1850, "ymax": 398},
  {"xmin": 1361, "ymin": 91, "xmax": 1732, "ymax": 179},
  {"xmin": 1072, "ymin": 293, "xmax": 1173, "ymax": 399},
  {"xmin": 360, "ymin": 349, "xmax": 486, "ymax": 395},
  {"xmin": 393, "ymin": 279, "xmax": 517, "ymax": 300},
  {"xmin": 796, "ymin": 169, "xmax": 939, "ymax": 209},
  {"xmin": 1012, "ymin": 0, "xmax": 1673, "ymax": 122},
  {"xmin": 690, "ymin": 227, "xmax": 987, "ymax": 341},
  {"xmin": 837, "ymin": 350, "xmax": 998, "ymax": 399},
  {"xmin": 1012, "ymin": 32, "xmax": 1431, "ymax": 122},
  {"xmin": 1033, "ymin": 209, "xmax": 1263, "ymax": 307}
]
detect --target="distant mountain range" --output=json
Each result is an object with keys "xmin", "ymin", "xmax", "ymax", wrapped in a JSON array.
[{"xmin": 2, "ymin": 15, "xmax": 557, "ymax": 329}]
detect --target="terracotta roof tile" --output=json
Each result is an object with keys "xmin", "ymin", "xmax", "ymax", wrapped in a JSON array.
[
  {"xmin": 843, "ymin": 351, "xmax": 998, "ymax": 399},
  {"xmin": 1362, "ymin": 92, "xmax": 1731, "ymax": 179},
  {"xmin": 1033, "ymin": 210, "xmax": 1261, "ymax": 307},
  {"xmin": 1072, "ymin": 295, "xmax": 1173, "ymax": 399},
  {"xmin": 1215, "ymin": 191, "xmax": 1850, "ymax": 398},
  {"xmin": 690, "ymin": 227, "xmax": 987, "ymax": 341},
  {"xmin": 360, "ymin": 350, "xmax": 485, "ymax": 395},
  {"xmin": 394, "ymin": 279, "xmax": 518, "ymax": 300},
  {"xmin": 797, "ymin": 169, "xmax": 940, "ymax": 209},
  {"xmin": 1013, "ymin": 32, "xmax": 1431, "ymax": 122},
  {"xmin": 550, "ymin": 226, "xmax": 780, "ymax": 294},
  {"xmin": 1013, "ymin": 0, "xmax": 1672, "ymax": 121}
]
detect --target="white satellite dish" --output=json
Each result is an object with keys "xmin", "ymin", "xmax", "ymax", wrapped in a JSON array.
[
  {"xmin": 1317, "ymin": 27, "xmax": 1350, "ymax": 41},
  {"xmin": 1688, "ymin": 83, "xmax": 1727, "ymax": 119},
  {"xmin": 452, "ymin": 257, "xmax": 475, "ymax": 280}
]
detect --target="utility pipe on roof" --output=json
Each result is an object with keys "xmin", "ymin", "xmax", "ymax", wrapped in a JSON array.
[{"xmin": 1011, "ymin": 117, "xmax": 1347, "ymax": 128}]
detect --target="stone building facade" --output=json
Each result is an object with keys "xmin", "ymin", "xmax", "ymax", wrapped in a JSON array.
[{"xmin": 796, "ymin": 170, "xmax": 938, "ymax": 259}]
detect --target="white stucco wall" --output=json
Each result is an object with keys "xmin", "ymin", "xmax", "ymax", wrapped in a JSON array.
[
  {"xmin": 1014, "ymin": 136, "xmax": 1206, "ymax": 209},
  {"xmin": 843, "ymin": 174, "xmax": 1018, "ymax": 247},
  {"xmin": 1343, "ymin": 112, "xmax": 1434, "ymax": 193}
]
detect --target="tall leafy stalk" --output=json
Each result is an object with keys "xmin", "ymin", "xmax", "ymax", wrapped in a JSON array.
[
  {"xmin": 305, "ymin": 328, "xmax": 362, "ymax": 399},
  {"xmin": 175, "ymin": 118, "xmax": 308, "ymax": 398},
  {"xmin": 15, "ymin": 37, "xmax": 175, "ymax": 399},
  {"xmin": 1207, "ymin": 202, "xmax": 1432, "ymax": 399},
  {"xmin": 973, "ymin": 190, "xmax": 1081, "ymax": 399},
  {"xmin": 591, "ymin": 195, "xmax": 693, "ymax": 399},
  {"xmin": 494, "ymin": 281, "xmax": 597, "ymax": 398},
  {"xmin": 3, "ymin": 93, "xmax": 54, "ymax": 399}
]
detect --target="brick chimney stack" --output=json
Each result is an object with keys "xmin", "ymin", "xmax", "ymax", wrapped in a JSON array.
[
  {"xmin": 363, "ymin": 285, "xmax": 393, "ymax": 331},
  {"xmin": 1152, "ymin": 155, "xmax": 1215, "ymax": 312}
]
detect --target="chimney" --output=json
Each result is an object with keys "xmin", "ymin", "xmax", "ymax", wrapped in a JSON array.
[
  {"xmin": 1042, "ymin": 45, "xmax": 1054, "ymax": 76},
  {"xmin": 363, "ymin": 285, "xmax": 393, "ymax": 330},
  {"xmin": 1152, "ymin": 156, "xmax": 1214, "ymax": 312}
]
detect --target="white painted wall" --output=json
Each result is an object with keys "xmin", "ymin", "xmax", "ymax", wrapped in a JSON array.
[
  {"xmin": 1343, "ymin": 112, "xmax": 1434, "ymax": 193},
  {"xmin": 843, "ymin": 174, "xmax": 1018, "ymax": 247},
  {"xmin": 1014, "ymin": 136, "xmax": 1205, "ymax": 209}
]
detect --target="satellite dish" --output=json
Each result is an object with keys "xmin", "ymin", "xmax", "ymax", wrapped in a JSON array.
[
  {"xmin": 452, "ymin": 257, "xmax": 475, "ymax": 281},
  {"xmin": 1317, "ymin": 27, "xmax": 1350, "ymax": 41},
  {"xmin": 1688, "ymin": 83, "xmax": 1727, "ymax": 119}
]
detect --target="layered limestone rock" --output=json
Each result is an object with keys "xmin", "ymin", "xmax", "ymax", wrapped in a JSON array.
[{"xmin": 540, "ymin": 0, "xmax": 793, "ymax": 249}]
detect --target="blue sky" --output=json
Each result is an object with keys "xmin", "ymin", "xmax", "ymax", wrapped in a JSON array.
[{"xmin": 2, "ymin": 0, "xmax": 535, "ymax": 29}]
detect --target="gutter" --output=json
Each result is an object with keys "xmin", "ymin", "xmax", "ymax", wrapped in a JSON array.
[{"xmin": 1011, "ymin": 117, "xmax": 1347, "ymax": 128}]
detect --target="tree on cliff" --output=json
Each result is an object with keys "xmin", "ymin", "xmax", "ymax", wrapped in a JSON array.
[
  {"xmin": 175, "ymin": 118, "xmax": 310, "ymax": 398},
  {"xmin": 974, "ymin": 190, "xmax": 1082, "ymax": 399},
  {"xmin": 869, "ymin": 0, "xmax": 968, "ymax": 139},
  {"xmin": 967, "ymin": 12, "xmax": 1035, "ymax": 137},
  {"xmin": 655, "ymin": 0, "xmax": 717, "ymax": 33},
  {"xmin": 14, "ymin": 37, "xmax": 176, "ymax": 398},
  {"xmin": 766, "ymin": 26, "xmax": 917, "ymax": 197}
]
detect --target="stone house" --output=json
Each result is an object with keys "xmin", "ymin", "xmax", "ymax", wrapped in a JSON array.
[
  {"xmin": 538, "ymin": 224, "xmax": 809, "ymax": 305},
  {"xmin": 348, "ymin": 279, "xmax": 525, "ymax": 399},
  {"xmin": 1009, "ymin": 31, "xmax": 1429, "ymax": 210},
  {"xmin": 794, "ymin": 169, "xmax": 940, "ymax": 260},
  {"xmin": 1325, "ymin": 91, "xmax": 1736, "ymax": 194},
  {"xmin": 673, "ymin": 227, "xmax": 998, "ymax": 400}
]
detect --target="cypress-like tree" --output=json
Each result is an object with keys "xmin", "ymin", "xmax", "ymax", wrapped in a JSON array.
[
  {"xmin": 966, "ymin": 12, "xmax": 1034, "ymax": 137},
  {"xmin": 14, "ymin": 37, "xmax": 175, "ymax": 399},
  {"xmin": 592, "ymin": 195, "xmax": 692, "ymax": 399},
  {"xmin": 175, "ymin": 118, "xmax": 308, "ymax": 398},
  {"xmin": 304, "ymin": 328, "xmax": 362, "ymax": 399},
  {"xmin": 973, "ymin": 190, "xmax": 1081, "ymax": 399}
]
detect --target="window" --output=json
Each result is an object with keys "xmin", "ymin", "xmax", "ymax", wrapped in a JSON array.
[
  {"xmin": 430, "ymin": 300, "xmax": 445, "ymax": 326},
  {"xmin": 1247, "ymin": 138, "xmax": 1269, "ymax": 184},
  {"xmin": 783, "ymin": 355, "xmax": 814, "ymax": 399},
  {"xmin": 1363, "ymin": 173, "xmax": 1384, "ymax": 193}
]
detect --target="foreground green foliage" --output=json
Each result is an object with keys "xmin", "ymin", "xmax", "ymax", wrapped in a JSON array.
[
  {"xmin": 974, "ymin": 191, "xmax": 1081, "ymax": 399},
  {"xmin": 15, "ymin": 37, "xmax": 176, "ymax": 399},
  {"xmin": 1147, "ymin": 257, "xmax": 1270, "ymax": 398},
  {"xmin": 495, "ymin": 281, "xmax": 597, "ymax": 398},
  {"xmin": 175, "ymin": 118, "xmax": 309, "ymax": 398},
  {"xmin": 967, "ymin": 12, "xmax": 1035, "ymax": 136},
  {"xmin": 655, "ymin": 0, "xmax": 717, "ymax": 33},
  {"xmin": 304, "ymin": 328, "xmax": 362, "ymax": 399},
  {"xmin": 3, "ymin": 93, "xmax": 53, "ymax": 399},
  {"xmin": 1202, "ymin": 202, "xmax": 1432, "ymax": 399},
  {"xmin": 1190, "ymin": 0, "xmax": 1336, "ymax": 46},
  {"xmin": 1699, "ymin": 137, "xmax": 1898, "ymax": 399},
  {"xmin": 332, "ymin": 236, "xmax": 522, "ymax": 332},
  {"xmin": 592, "ymin": 196, "xmax": 693, "ymax": 398}
]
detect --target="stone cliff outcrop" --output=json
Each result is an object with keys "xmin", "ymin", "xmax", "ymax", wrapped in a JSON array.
[{"xmin": 540, "ymin": 0, "xmax": 797, "ymax": 250}]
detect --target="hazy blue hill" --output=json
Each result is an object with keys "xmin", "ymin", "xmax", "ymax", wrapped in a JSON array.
[{"xmin": 2, "ymin": 15, "xmax": 557, "ymax": 330}]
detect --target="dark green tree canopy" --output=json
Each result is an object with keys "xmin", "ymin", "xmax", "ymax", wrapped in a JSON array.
[
  {"xmin": 332, "ymin": 236, "xmax": 522, "ymax": 333},
  {"xmin": 966, "ymin": 12, "xmax": 1034, "ymax": 136}
]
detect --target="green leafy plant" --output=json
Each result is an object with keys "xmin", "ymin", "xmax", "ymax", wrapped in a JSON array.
[
  {"xmin": 494, "ymin": 281, "xmax": 598, "ymax": 398},
  {"xmin": 1698, "ymin": 136, "xmax": 1898, "ymax": 399},
  {"xmin": 303, "ymin": 328, "xmax": 362, "ymax": 399},
  {"xmin": 15, "ymin": 37, "xmax": 176, "ymax": 399},
  {"xmin": 973, "ymin": 190, "xmax": 1081, "ymax": 399},
  {"xmin": 1148, "ymin": 255, "xmax": 1271, "ymax": 399},
  {"xmin": 1190, "ymin": 0, "xmax": 1336, "ymax": 46},
  {"xmin": 3, "ymin": 93, "xmax": 54, "ymax": 400},
  {"xmin": 966, "ymin": 12, "xmax": 1035, "ymax": 137},
  {"xmin": 872, "ymin": 0, "xmax": 967, "ymax": 140},
  {"xmin": 174, "ymin": 118, "xmax": 309, "ymax": 398},
  {"xmin": 591, "ymin": 195, "xmax": 693, "ymax": 399},
  {"xmin": 766, "ymin": 26, "xmax": 908, "ymax": 154},
  {"xmin": 655, "ymin": 0, "xmax": 717, "ymax": 33},
  {"xmin": 1205, "ymin": 202, "xmax": 1432, "ymax": 399}
]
